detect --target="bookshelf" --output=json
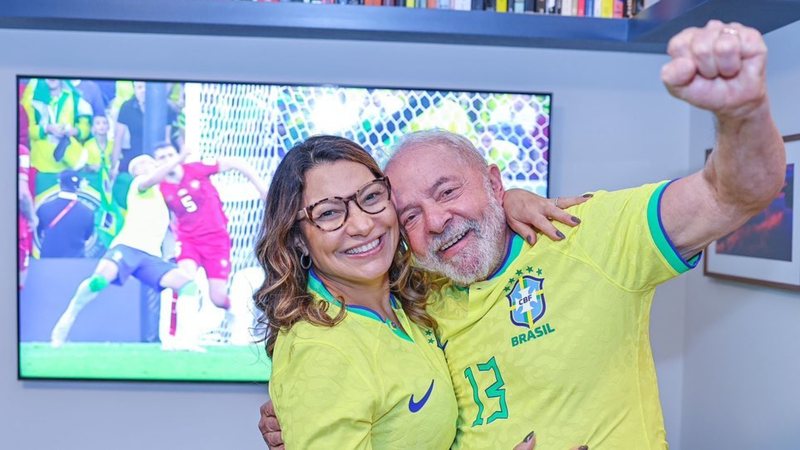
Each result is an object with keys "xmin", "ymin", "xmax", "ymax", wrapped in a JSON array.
[{"xmin": 1, "ymin": 0, "xmax": 799, "ymax": 53}]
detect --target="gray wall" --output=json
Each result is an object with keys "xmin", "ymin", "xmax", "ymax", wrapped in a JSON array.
[
  {"xmin": 0, "ymin": 29, "xmax": 691, "ymax": 449},
  {"xmin": 681, "ymin": 21, "xmax": 800, "ymax": 450}
]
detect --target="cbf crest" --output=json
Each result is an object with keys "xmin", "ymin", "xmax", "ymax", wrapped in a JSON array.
[{"xmin": 506, "ymin": 273, "xmax": 546, "ymax": 329}]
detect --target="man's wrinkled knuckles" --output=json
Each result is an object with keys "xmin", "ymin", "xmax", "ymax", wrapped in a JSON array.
[
  {"xmin": 739, "ymin": 28, "xmax": 767, "ymax": 57},
  {"xmin": 667, "ymin": 28, "xmax": 698, "ymax": 57},
  {"xmin": 714, "ymin": 33, "xmax": 741, "ymax": 56},
  {"xmin": 266, "ymin": 432, "xmax": 284, "ymax": 447},
  {"xmin": 663, "ymin": 58, "xmax": 698, "ymax": 87},
  {"xmin": 689, "ymin": 30, "xmax": 717, "ymax": 59},
  {"xmin": 264, "ymin": 418, "xmax": 280, "ymax": 431}
]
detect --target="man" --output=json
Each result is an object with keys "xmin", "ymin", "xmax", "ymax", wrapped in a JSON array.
[
  {"xmin": 21, "ymin": 78, "xmax": 90, "ymax": 194},
  {"xmin": 110, "ymin": 80, "xmax": 146, "ymax": 210},
  {"xmin": 50, "ymin": 153, "xmax": 198, "ymax": 348},
  {"xmin": 261, "ymin": 22, "xmax": 784, "ymax": 449},
  {"xmin": 113, "ymin": 81, "xmax": 147, "ymax": 176},
  {"xmin": 149, "ymin": 141, "xmax": 267, "ymax": 345},
  {"xmin": 81, "ymin": 114, "xmax": 125, "ymax": 251},
  {"xmin": 36, "ymin": 170, "xmax": 95, "ymax": 258}
]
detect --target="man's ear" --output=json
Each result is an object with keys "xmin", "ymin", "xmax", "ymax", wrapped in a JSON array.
[{"xmin": 487, "ymin": 164, "xmax": 505, "ymax": 201}]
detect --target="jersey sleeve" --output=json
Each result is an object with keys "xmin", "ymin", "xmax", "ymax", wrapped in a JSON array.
[
  {"xmin": 269, "ymin": 340, "xmax": 375, "ymax": 450},
  {"xmin": 187, "ymin": 161, "xmax": 220, "ymax": 178},
  {"xmin": 20, "ymin": 82, "xmax": 44, "ymax": 141},
  {"xmin": 564, "ymin": 181, "xmax": 700, "ymax": 291},
  {"xmin": 129, "ymin": 176, "xmax": 144, "ymax": 193}
]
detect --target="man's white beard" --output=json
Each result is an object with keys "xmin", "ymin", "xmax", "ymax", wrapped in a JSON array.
[{"xmin": 414, "ymin": 181, "xmax": 507, "ymax": 286}]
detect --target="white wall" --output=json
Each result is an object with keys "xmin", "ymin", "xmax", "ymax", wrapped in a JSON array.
[
  {"xmin": 681, "ymin": 21, "xmax": 800, "ymax": 450},
  {"xmin": 0, "ymin": 28, "xmax": 690, "ymax": 449}
]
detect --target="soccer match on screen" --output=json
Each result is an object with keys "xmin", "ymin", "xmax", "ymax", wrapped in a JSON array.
[{"xmin": 16, "ymin": 77, "xmax": 550, "ymax": 382}]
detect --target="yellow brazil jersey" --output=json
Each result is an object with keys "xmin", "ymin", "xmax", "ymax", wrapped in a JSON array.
[
  {"xmin": 110, "ymin": 177, "xmax": 169, "ymax": 257},
  {"xmin": 269, "ymin": 270, "xmax": 458, "ymax": 450},
  {"xmin": 85, "ymin": 137, "xmax": 114, "ymax": 168},
  {"xmin": 428, "ymin": 181, "xmax": 699, "ymax": 450}
]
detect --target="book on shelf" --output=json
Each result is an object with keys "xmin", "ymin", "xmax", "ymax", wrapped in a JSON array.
[{"xmin": 244, "ymin": 0, "xmax": 640, "ymax": 16}]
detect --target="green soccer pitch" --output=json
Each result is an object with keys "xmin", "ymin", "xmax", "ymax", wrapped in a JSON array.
[{"xmin": 19, "ymin": 342, "xmax": 271, "ymax": 383}]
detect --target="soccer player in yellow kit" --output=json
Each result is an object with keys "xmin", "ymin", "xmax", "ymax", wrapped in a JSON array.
[
  {"xmin": 50, "ymin": 154, "xmax": 197, "ymax": 347},
  {"xmin": 382, "ymin": 22, "xmax": 783, "ymax": 449}
]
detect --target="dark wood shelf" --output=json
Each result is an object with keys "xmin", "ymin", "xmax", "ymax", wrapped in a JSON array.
[
  {"xmin": 1, "ymin": 0, "xmax": 799, "ymax": 53},
  {"xmin": 630, "ymin": 0, "xmax": 800, "ymax": 44}
]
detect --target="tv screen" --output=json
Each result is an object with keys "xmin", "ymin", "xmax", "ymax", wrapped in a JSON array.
[{"xmin": 17, "ymin": 76, "xmax": 551, "ymax": 382}]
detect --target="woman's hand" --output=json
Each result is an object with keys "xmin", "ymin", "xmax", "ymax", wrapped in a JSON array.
[
  {"xmin": 512, "ymin": 430, "xmax": 589, "ymax": 450},
  {"xmin": 504, "ymin": 189, "xmax": 593, "ymax": 246}
]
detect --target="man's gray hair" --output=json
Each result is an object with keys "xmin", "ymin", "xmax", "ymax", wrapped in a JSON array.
[{"xmin": 384, "ymin": 129, "xmax": 488, "ymax": 174}]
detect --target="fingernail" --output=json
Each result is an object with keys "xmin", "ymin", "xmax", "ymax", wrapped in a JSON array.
[
  {"xmin": 526, "ymin": 235, "xmax": 534, "ymax": 244},
  {"xmin": 579, "ymin": 446, "xmax": 589, "ymax": 450},
  {"xmin": 556, "ymin": 230, "xmax": 565, "ymax": 239},
  {"xmin": 524, "ymin": 431, "xmax": 536, "ymax": 442},
  {"xmin": 571, "ymin": 216, "xmax": 581, "ymax": 224},
  {"xmin": 582, "ymin": 193, "xmax": 593, "ymax": 198}
]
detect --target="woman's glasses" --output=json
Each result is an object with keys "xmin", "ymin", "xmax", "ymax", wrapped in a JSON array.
[{"xmin": 297, "ymin": 177, "xmax": 392, "ymax": 232}]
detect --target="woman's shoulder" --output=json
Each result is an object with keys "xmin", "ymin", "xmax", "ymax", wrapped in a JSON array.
[
  {"xmin": 274, "ymin": 314, "xmax": 370, "ymax": 354},
  {"xmin": 271, "ymin": 317, "xmax": 376, "ymax": 379}
]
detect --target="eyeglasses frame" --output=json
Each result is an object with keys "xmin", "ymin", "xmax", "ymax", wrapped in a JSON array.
[{"xmin": 297, "ymin": 176, "xmax": 392, "ymax": 232}]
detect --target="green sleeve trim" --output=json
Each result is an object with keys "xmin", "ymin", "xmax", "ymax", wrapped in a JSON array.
[{"xmin": 646, "ymin": 180, "xmax": 701, "ymax": 274}]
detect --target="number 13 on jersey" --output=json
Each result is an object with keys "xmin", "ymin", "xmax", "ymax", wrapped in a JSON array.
[{"xmin": 463, "ymin": 356, "xmax": 509, "ymax": 427}]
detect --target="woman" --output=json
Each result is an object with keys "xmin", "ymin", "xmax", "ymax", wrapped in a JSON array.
[{"xmin": 255, "ymin": 136, "xmax": 584, "ymax": 449}]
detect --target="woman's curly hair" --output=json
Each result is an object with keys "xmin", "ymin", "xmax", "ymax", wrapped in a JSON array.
[{"xmin": 254, "ymin": 135, "xmax": 436, "ymax": 356}]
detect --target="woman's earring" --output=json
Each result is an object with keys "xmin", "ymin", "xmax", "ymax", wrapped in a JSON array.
[{"xmin": 300, "ymin": 252, "xmax": 312, "ymax": 270}]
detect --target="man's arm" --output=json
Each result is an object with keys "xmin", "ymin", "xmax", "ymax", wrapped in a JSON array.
[
  {"xmin": 137, "ymin": 152, "xmax": 189, "ymax": 191},
  {"xmin": 217, "ymin": 157, "xmax": 268, "ymax": 199},
  {"xmin": 659, "ymin": 21, "xmax": 785, "ymax": 259}
]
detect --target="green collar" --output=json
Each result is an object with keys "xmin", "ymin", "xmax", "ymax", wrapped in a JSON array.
[
  {"xmin": 307, "ymin": 269, "xmax": 413, "ymax": 342},
  {"xmin": 487, "ymin": 233, "xmax": 525, "ymax": 280}
]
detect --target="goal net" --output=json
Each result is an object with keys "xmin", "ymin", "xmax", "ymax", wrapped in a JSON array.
[{"xmin": 184, "ymin": 83, "xmax": 551, "ymax": 276}]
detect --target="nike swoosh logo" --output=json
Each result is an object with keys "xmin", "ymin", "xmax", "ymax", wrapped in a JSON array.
[{"xmin": 408, "ymin": 379, "xmax": 435, "ymax": 413}]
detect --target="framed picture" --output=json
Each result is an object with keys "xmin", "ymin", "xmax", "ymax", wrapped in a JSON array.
[{"xmin": 704, "ymin": 134, "xmax": 800, "ymax": 290}]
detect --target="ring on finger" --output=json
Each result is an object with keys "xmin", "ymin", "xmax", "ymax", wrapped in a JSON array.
[
  {"xmin": 721, "ymin": 27, "xmax": 738, "ymax": 36},
  {"xmin": 554, "ymin": 197, "xmax": 560, "ymax": 208}
]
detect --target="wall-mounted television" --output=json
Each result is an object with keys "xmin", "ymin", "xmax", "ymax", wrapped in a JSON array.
[{"xmin": 17, "ymin": 76, "xmax": 551, "ymax": 382}]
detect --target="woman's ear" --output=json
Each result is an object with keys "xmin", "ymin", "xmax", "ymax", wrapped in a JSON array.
[{"xmin": 294, "ymin": 236, "xmax": 309, "ymax": 256}]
